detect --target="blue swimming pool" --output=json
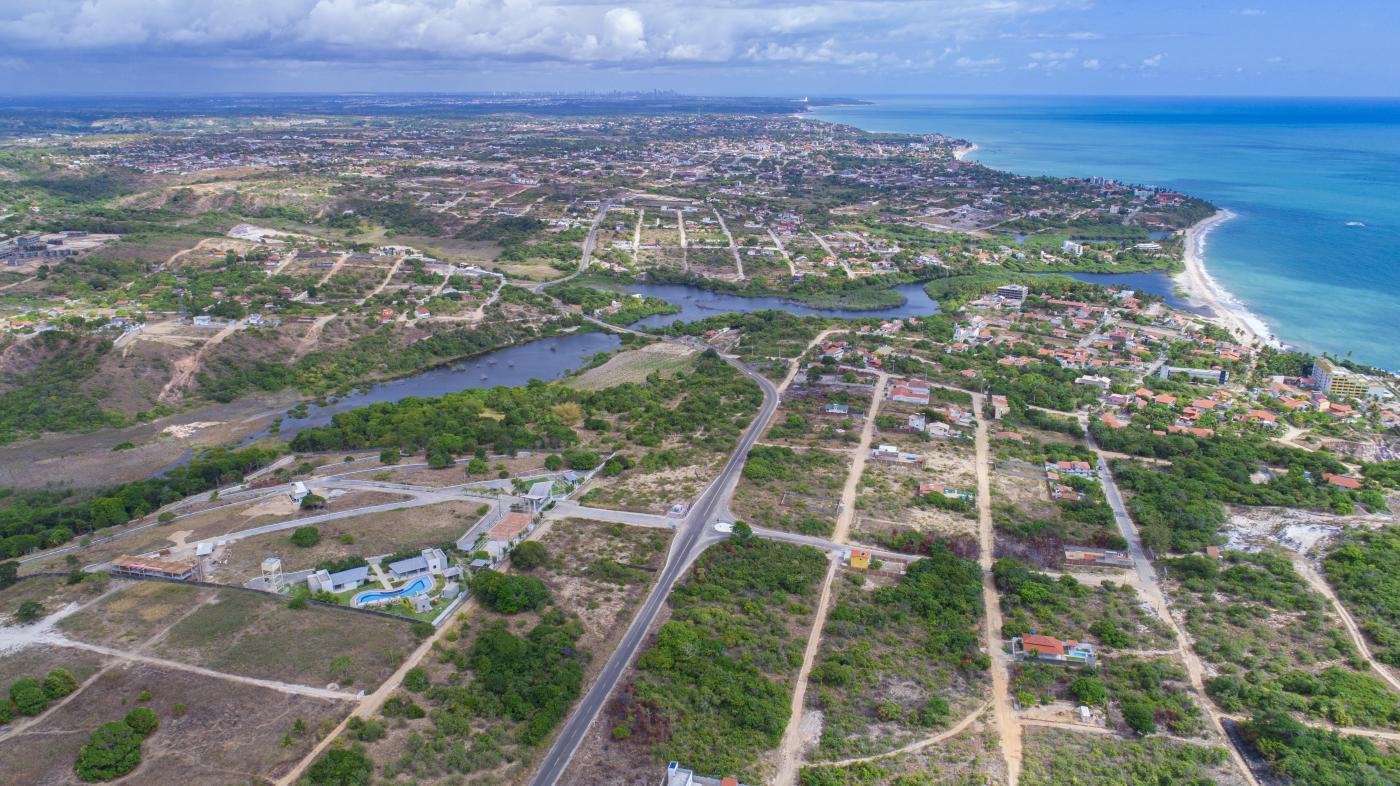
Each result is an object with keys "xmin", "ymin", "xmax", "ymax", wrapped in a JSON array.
[{"xmin": 352, "ymin": 576, "xmax": 433, "ymax": 607}]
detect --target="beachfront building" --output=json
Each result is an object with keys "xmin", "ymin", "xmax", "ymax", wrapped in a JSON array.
[{"xmin": 1313, "ymin": 356, "xmax": 1371, "ymax": 400}]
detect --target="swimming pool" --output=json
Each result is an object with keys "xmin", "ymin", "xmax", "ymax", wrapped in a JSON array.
[{"xmin": 352, "ymin": 576, "xmax": 433, "ymax": 607}]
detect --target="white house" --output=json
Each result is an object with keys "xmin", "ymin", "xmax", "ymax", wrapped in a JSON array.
[
  {"xmin": 387, "ymin": 547, "xmax": 448, "ymax": 580},
  {"xmin": 307, "ymin": 565, "xmax": 369, "ymax": 594}
]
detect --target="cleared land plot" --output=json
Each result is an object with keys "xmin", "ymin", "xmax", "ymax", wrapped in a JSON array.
[
  {"xmin": 0, "ymin": 660, "xmax": 348, "ymax": 786},
  {"xmin": 59, "ymin": 581, "xmax": 417, "ymax": 690},
  {"xmin": 359, "ymin": 518, "xmax": 673, "ymax": 786},
  {"xmin": 854, "ymin": 440, "xmax": 978, "ymax": 546},
  {"xmin": 764, "ymin": 386, "xmax": 870, "ymax": 450},
  {"xmin": 569, "ymin": 343, "xmax": 697, "ymax": 390},
  {"xmin": 579, "ymin": 452, "xmax": 723, "ymax": 515},
  {"xmin": 0, "ymin": 575, "xmax": 111, "ymax": 627},
  {"xmin": 216, "ymin": 499, "xmax": 485, "ymax": 583},
  {"xmin": 0, "ymin": 644, "xmax": 105, "ymax": 690},
  {"xmin": 1020, "ymin": 726, "xmax": 1245, "ymax": 786},
  {"xmin": 734, "ymin": 446, "xmax": 849, "ymax": 537}
]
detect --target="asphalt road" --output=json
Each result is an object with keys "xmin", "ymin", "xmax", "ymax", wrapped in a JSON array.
[{"xmin": 527, "ymin": 351, "xmax": 780, "ymax": 786}]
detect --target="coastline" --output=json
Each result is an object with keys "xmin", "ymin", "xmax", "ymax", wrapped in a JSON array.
[
  {"xmin": 1174, "ymin": 209, "xmax": 1284, "ymax": 350},
  {"xmin": 954, "ymin": 143, "xmax": 979, "ymax": 161}
]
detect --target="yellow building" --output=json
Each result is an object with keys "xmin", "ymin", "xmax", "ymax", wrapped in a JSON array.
[
  {"xmin": 849, "ymin": 549, "xmax": 872, "ymax": 570},
  {"xmin": 1313, "ymin": 357, "xmax": 1369, "ymax": 400}
]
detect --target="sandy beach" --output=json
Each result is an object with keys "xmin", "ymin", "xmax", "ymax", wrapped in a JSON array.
[
  {"xmin": 954, "ymin": 143, "xmax": 979, "ymax": 161},
  {"xmin": 1175, "ymin": 208, "xmax": 1285, "ymax": 350}
]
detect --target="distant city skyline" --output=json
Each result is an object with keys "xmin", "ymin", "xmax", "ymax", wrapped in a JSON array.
[{"xmin": 1, "ymin": 1, "xmax": 1396, "ymax": 97}]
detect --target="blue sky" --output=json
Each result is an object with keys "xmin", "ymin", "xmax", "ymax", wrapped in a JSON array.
[{"xmin": 1, "ymin": 1, "xmax": 1395, "ymax": 96}]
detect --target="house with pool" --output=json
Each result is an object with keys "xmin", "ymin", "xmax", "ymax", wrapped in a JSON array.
[{"xmin": 350, "ymin": 547, "xmax": 463, "ymax": 614}]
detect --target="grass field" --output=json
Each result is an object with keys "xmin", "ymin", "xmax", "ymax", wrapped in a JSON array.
[
  {"xmin": 568, "ymin": 343, "xmax": 697, "ymax": 390},
  {"xmin": 0, "ymin": 660, "xmax": 349, "ymax": 786},
  {"xmin": 56, "ymin": 581, "xmax": 419, "ymax": 689}
]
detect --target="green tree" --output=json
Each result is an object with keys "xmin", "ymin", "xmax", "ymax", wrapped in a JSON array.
[
  {"xmin": 328, "ymin": 656, "xmax": 353, "ymax": 682},
  {"xmin": 379, "ymin": 447, "xmax": 400, "ymax": 465},
  {"xmin": 9, "ymin": 678, "xmax": 48, "ymax": 715},
  {"xmin": 43, "ymin": 669, "xmax": 79, "ymax": 699},
  {"xmin": 299, "ymin": 493, "xmax": 327, "ymax": 510},
  {"xmin": 74, "ymin": 720, "xmax": 144, "ymax": 781},
  {"xmin": 123, "ymin": 707, "xmax": 159, "ymax": 735},
  {"xmin": 403, "ymin": 667, "xmax": 428, "ymax": 692},
  {"xmin": 16, "ymin": 600, "xmax": 43, "ymax": 623},
  {"xmin": 511, "ymin": 541, "xmax": 548, "ymax": 570},
  {"xmin": 290, "ymin": 526, "xmax": 321, "ymax": 547},
  {"xmin": 544, "ymin": 454, "xmax": 563, "ymax": 471},
  {"xmin": 1122, "ymin": 701, "xmax": 1156, "ymax": 734},
  {"xmin": 466, "ymin": 457, "xmax": 490, "ymax": 476},
  {"xmin": 305, "ymin": 745, "xmax": 373, "ymax": 786},
  {"xmin": 0, "ymin": 561, "xmax": 16, "ymax": 589},
  {"xmin": 1068, "ymin": 676, "xmax": 1108, "ymax": 706}
]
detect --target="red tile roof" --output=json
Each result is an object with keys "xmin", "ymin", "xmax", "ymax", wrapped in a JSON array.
[{"xmin": 1021, "ymin": 634, "xmax": 1065, "ymax": 656}]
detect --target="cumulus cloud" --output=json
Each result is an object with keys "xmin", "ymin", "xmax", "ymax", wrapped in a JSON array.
[
  {"xmin": 1141, "ymin": 52, "xmax": 1166, "ymax": 68},
  {"xmin": 0, "ymin": 0, "xmax": 1085, "ymax": 71},
  {"xmin": 1080, "ymin": 58, "xmax": 1100, "ymax": 69},
  {"xmin": 954, "ymin": 55, "xmax": 1002, "ymax": 71}
]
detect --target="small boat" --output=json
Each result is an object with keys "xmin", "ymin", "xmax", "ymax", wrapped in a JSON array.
[
  {"xmin": 1346, "ymin": 221, "xmax": 1366, "ymax": 227},
  {"xmin": 480, "ymin": 373, "xmax": 489, "ymax": 379}
]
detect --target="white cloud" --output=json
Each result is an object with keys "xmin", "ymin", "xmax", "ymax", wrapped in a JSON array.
[
  {"xmin": 0, "ymin": 0, "xmax": 1087, "ymax": 71},
  {"xmin": 1029, "ymin": 48, "xmax": 1076, "ymax": 61},
  {"xmin": 1266, "ymin": 55, "xmax": 1285, "ymax": 64},
  {"xmin": 954, "ymin": 55, "xmax": 1002, "ymax": 71},
  {"xmin": 1141, "ymin": 52, "xmax": 1166, "ymax": 68},
  {"xmin": 1235, "ymin": 8, "xmax": 1266, "ymax": 16},
  {"xmin": 1081, "ymin": 58, "xmax": 1100, "ymax": 69}
]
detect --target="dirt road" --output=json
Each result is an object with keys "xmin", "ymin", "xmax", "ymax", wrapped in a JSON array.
[
  {"xmin": 971, "ymin": 391, "xmax": 1022, "ymax": 785},
  {"xmin": 157, "ymin": 318, "xmax": 243, "ymax": 403},
  {"xmin": 832, "ymin": 372, "xmax": 888, "ymax": 545},
  {"xmin": 1292, "ymin": 555, "xmax": 1400, "ymax": 693},
  {"xmin": 773, "ymin": 555, "xmax": 840, "ymax": 785}
]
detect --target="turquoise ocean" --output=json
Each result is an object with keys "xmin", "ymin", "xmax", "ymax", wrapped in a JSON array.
[{"xmin": 809, "ymin": 96, "xmax": 1400, "ymax": 371}]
